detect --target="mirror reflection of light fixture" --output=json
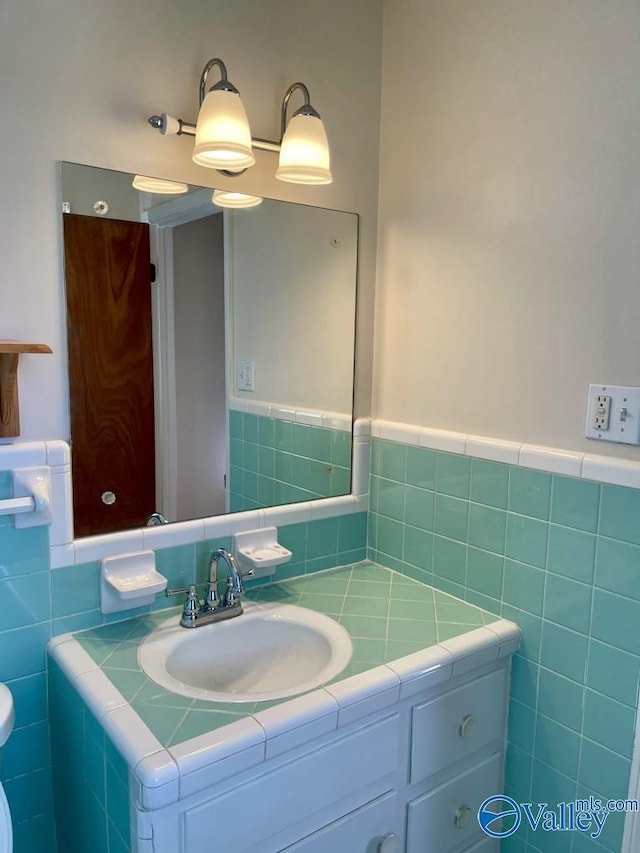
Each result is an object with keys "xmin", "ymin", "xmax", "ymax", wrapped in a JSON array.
[
  {"xmin": 132, "ymin": 175, "xmax": 189, "ymax": 194},
  {"xmin": 147, "ymin": 57, "xmax": 332, "ymax": 185},
  {"xmin": 212, "ymin": 189, "xmax": 263, "ymax": 209}
]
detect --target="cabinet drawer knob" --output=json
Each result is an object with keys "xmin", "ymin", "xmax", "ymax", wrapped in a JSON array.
[
  {"xmin": 459, "ymin": 714, "xmax": 477, "ymax": 739},
  {"xmin": 454, "ymin": 805, "xmax": 473, "ymax": 829},
  {"xmin": 378, "ymin": 833, "xmax": 397, "ymax": 853}
]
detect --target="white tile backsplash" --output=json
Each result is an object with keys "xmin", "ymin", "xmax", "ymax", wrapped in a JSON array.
[
  {"xmin": 465, "ymin": 436, "xmax": 521, "ymax": 465},
  {"xmin": 519, "ymin": 444, "xmax": 584, "ymax": 477},
  {"xmin": 142, "ymin": 518, "xmax": 205, "ymax": 550},
  {"xmin": 419, "ymin": 427, "xmax": 467, "ymax": 454},
  {"xmin": 310, "ymin": 496, "xmax": 355, "ymax": 520},
  {"xmin": 74, "ymin": 529, "xmax": 146, "ymax": 565},
  {"xmin": 382, "ymin": 420, "xmax": 421, "ymax": 444},
  {"xmin": 582, "ymin": 454, "xmax": 640, "ymax": 489}
]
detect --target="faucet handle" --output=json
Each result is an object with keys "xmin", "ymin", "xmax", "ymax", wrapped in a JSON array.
[
  {"xmin": 203, "ymin": 580, "xmax": 220, "ymax": 612},
  {"xmin": 181, "ymin": 585, "xmax": 199, "ymax": 624},
  {"xmin": 225, "ymin": 576, "xmax": 240, "ymax": 607}
]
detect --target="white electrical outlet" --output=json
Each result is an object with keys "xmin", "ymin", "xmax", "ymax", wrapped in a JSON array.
[
  {"xmin": 592, "ymin": 395, "xmax": 611, "ymax": 430},
  {"xmin": 585, "ymin": 385, "xmax": 640, "ymax": 445},
  {"xmin": 238, "ymin": 360, "xmax": 255, "ymax": 392}
]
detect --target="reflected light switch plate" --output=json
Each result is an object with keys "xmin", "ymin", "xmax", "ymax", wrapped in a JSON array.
[{"xmin": 238, "ymin": 360, "xmax": 255, "ymax": 392}]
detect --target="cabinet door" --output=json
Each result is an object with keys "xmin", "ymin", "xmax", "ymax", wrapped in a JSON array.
[
  {"xmin": 283, "ymin": 792, "xmax": 398, "ymax": 853},
  {"xmin": 406, "ymin": 753, "xmax": 501, "ymax": 853},
  {"xmin": 411, "ymin": 668, "xmax": 506, "ymax": 784}
]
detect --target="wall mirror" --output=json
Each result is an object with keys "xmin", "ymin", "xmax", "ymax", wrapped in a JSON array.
[{"xmin": 59, "ymin": 163, "xmax": 358, "ymax": 538}]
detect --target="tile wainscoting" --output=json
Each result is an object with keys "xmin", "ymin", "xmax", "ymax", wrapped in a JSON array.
[
  {"xmin": 367, "ymin": 421, "xmax": 640, "ymax": 853},
  {"xmin": 0, "ymin": 447, "xmax": 366, "ymax": 852},
  {"xmin": 3, "ymin": 419, "xmax": 640, "ymax": 852}
]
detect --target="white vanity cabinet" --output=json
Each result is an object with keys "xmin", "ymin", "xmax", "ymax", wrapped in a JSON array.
[{"xmin": 132, "ymin": 659, "xmax": 509, "ymax": 853}]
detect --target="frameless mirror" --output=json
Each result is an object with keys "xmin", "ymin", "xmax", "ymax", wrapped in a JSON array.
[{"xmin": 59, "ymin": 163, "xmax": 358, "ymax": 538}]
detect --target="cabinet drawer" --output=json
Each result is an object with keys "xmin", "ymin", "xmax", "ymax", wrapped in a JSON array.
[
  {"xmin": 283, "ymin": 792, "xmax": 398, "ymax": 853},
  {"xmin": 406, "ymin": 752, "xmax": 501, "ymax": 853},
  {"xmin": 411, "ymin": 668, "xmax": 506, "ymax": 784},
  {"xmin": 465, "ymin": 836, "xmax": 499, "ymax": 852},
  {"xmin": 184, "ymin": 714, "xmax": 400, "ymax": 852}
]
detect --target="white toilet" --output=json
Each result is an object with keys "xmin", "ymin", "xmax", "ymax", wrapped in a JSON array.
[{"xmin": 0, "ymin": 684, "xmax": 14, "ymax": 853}]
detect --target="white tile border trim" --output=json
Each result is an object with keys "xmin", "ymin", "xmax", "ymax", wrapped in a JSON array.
[
  {"xmin": 0, "ymin": 437, "xmax": 369, "ymax": 571},
  {"xmin": 4, "ymin": 419, "xmax": 640, "ymax": 575},
  {"xmin": 228, "ymin": 396, "xmax": 352, "ymax": 433},
  {"xmin": 371, "ymin": 419, "xmax": 640, "ymax": 490}
]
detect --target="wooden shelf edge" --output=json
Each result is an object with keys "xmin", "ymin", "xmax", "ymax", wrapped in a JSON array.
[
  {"xmin": 0, "ymin": 341, "xmax": 53, "ymax": 355},
  {"xmin": 0, "ymin": 343, "xmax": 53, "ymax": 436}
]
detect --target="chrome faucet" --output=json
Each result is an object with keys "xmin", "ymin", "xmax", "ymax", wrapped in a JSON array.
[
  {"xmin": 165, "ymin": 547, "xmax": 253, "ymax": 628},
  {"xmin": 207, "ymin": 547, "xmax": 245, "ymax": 608}
]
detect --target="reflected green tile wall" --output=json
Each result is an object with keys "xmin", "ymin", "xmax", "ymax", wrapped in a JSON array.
[
  {"xmin": 228, "ymin": 411, "xmax": 352, "ymax": 511},
  {"xmin": 0, "ymin": 469, "xmax": 366, "ymax": 853},
  {"xmin": 368, "ymin": 437, "xmax": 640, "ymax": 853}
]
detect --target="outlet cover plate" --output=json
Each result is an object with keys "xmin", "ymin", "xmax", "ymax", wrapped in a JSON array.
[
  {"xmin": 585, "ymin": 384, "xmax": 640, "ymax": 445},
  {"xmin": 238, "ymin": 360, "xmax": 255, "ymax": 392}
]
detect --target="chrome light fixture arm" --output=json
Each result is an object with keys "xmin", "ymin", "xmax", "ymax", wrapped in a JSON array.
[
  {"xmin": 199, "ymin": 57, "xmax": 237, "ymax": 105},
  {"xmin": 280, "ymin": 82, "xmax": 321, "ymax": 137}
]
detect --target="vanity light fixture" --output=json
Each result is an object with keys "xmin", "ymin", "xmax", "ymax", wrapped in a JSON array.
[
  {"xmin": 132, "ymin": 175, "xmax": 189, "ymax": 194},
  {"xmin": 147, "ymin": 57, "xmax": 332, "ymax": 185},
  {"xmin": 275, "ymin": 83, "xmax": 332, "ymax": 185},
  {"xmin": 212, "ymin": 189, "xmax": 263, "ymax": 209},
  {"xmin": 192, "ymin": 58, "xmax": 255, "ymax": 171}
]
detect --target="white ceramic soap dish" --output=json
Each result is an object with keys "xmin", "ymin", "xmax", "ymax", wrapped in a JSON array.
[
  {"xmin": 100, "ymin": 550, "xmax": 168, "ymax": 614},
  {"xmin": 233, "ymin": 527, "xmax": 292, "ymax": 578}
]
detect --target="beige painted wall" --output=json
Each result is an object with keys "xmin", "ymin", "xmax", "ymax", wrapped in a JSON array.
[
  {"xmin": 0, "ymin": 0, "xmax": 382, "ymax": 440},
  {"xmin": 230, "ymin": 200, "xmax": 358, "ymax": 413},
  {"xmin": 173, "ymin": 214, "xmax": 227, "ymax": 520},
  {"xmin": 375, "ymin": 0, "xmax": 640, "ymax": 458}
]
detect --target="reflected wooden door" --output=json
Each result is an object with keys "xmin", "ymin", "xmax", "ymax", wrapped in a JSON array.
[{"xmin": 63, "ymin": 213, "xmax": 155, "ymax": 537}]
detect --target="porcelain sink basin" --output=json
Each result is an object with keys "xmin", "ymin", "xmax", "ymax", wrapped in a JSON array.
[
  {"xmin": 0, "ymin": 684, "xmax": 14, "ymax": 747},
  {"xmin": 138, "ymin": 601, "xmax": 353, "ymax": 702}
]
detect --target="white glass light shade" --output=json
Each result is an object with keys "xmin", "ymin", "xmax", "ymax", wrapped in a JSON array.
[
  {"xmin": 132, "ymin": 175, "xmax": 189, "ymax": 194},
  {"xmin": 212, "ymin": 189, "xmax": 263, "ymax": 209},
  {"xmin": 192, "ymin": 89, "xmax": 255, "ymax": 171},
  {"xmin": 276, "ymin": 114, "xmax": 332, "ymax": 185}
]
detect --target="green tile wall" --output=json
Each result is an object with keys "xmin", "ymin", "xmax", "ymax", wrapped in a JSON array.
[
  {"xmin": 0, "ymin": 475, "xmax": 56, "ymax": 852},
  {"xmin": 0, "ymin": 453, "xmax": 366, "ymax": 853},
  {"xmin": 228, "ymin": 410, "xmax": 352, "ymax": 511},
  {"xmin": 48, "ymin": 656, "xmax": 130, "ymax": 852},
  {"xmin": 5, "ymin": 433, "xmax": 640, "ymax": 853},
  {"xmin": 367, "ymin": 437, "xmax": 640, "ymax": 853}
]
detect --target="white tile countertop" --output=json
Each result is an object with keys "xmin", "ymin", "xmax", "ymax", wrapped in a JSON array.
[{"xmin": 48, "ymin": 562, "xmax": 520, "ymax": 811}]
